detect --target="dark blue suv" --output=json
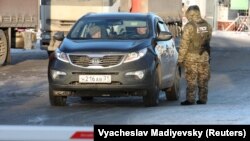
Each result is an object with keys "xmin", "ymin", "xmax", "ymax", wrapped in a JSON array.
[{"xmin": 48, "ymin": 12, "xmax": 180, "ymax": 107}]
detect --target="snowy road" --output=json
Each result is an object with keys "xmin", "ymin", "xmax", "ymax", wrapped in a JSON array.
[{"xmin": 0, "ymin": 31, "xmax": 250, "ymax": 125}]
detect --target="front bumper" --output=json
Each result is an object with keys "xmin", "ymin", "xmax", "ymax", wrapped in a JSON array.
[{"xmin": 48, "ymin": 54, "xmax": 157, "ymax": 96}]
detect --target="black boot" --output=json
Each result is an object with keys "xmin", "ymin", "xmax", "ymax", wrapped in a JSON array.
[
  {"xmin": 181, "ymin": 100, "xmax": 194, "ymax": 105},
  {"xmin": 196, "ymin": 100, "xmax": 206, "ymax": 104}
]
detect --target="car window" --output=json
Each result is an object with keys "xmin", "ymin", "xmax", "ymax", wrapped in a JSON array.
[{"xmin": 68, "ymin": 18, "xmax": 149, "ymax": 40}]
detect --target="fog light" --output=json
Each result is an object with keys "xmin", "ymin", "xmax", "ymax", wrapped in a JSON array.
[
  {"xmin": 135, "ymin": 71, "xmax": 144, "ymax": 79},
  {"xmin": 125, "ymin": 70, "xmax": 145, "ymax": 79},
  {"xmin": 51, "ymin": 70, "xmax": 67, "ymax": 79}
]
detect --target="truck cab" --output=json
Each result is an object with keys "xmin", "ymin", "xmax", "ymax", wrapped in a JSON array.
[{"xmin": 40, "ymin": 0, "xmax": 120, "ymax": 55}]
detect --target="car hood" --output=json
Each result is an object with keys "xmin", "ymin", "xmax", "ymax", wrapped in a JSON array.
[{"xmin": 59, "ymin": 38, "xmax": 152, "ymax": 53}]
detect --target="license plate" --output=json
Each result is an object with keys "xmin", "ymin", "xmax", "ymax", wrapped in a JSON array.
[{"xmin": 79, "ymin": 75, "xmax": 111, "ymax": 83}]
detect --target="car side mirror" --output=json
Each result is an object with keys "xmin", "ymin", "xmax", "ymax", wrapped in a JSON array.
[
  {"xmin": 54, "ymin": 32, "xmax": 65, "ymax": 41},
  {"xmin": 156, "ymin": 31, "xmax": 172, "ymax": 41}
]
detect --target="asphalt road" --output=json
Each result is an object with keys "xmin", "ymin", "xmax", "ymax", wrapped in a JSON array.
[{"xmin": 0, "ymin": 32, "xmax": 250, "ymax": 125}]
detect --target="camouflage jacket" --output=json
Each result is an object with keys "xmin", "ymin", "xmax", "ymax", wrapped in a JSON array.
[{"xmin": 178, "ymin": 8, "xmax": 212, "ymax": 63}]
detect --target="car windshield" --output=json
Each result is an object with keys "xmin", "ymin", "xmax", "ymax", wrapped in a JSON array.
[{"xmin": 68, "ymin": 18, "xmax": 149, "ymax": 40}]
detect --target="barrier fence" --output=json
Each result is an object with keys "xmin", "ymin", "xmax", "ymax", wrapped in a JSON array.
[{"xmin": 0, "ymin": 125, "xmax": 94, "ymax": 141}]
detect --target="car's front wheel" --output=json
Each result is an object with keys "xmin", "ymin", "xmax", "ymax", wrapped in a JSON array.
[
  {"xmin": 165, "ymin": 66, "xmax": 180, "ymax": 101},
  {"xmin": 143, "ymin": 70, "xmax": 160, "ymax": 107},
  {"xmin": 49, "ymin": 86, "xmax": 67, "ymax": 106}
]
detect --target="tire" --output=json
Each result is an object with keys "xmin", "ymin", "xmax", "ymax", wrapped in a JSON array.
[
  {"xmin": 165, "ymin": 66, "xmax": 180, "ymax": 101},
  {"xmin": 143, "ymin": 70, "xmax": 160, "ymax": 107},
  {"xmin": 49, "ymin": 86, "xmax": 67, "ymax": 106},
  {"xmin": 0, "ymin": 30, "xmax": 8, "ymax": 66},
  {"xmin": 81, "ymin": 96, "xmax": 94, "ymax": 101}
]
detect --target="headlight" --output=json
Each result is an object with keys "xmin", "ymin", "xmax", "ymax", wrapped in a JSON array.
[
  {"xmin": 124, "ymin": 48, "xmax": 147, "ymax": 63},
  {"xmin": 55, "ymin": 48, "xmax": 69, "ymax": 63}
]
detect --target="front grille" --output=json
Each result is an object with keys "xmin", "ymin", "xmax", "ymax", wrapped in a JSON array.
[
  {"xmin": 72, "ymin": 72, "xmax": 119, "ymax": 75},
  {"xmin": 69, "ymin": 54, "xmax": 124, "ymax": 68}
]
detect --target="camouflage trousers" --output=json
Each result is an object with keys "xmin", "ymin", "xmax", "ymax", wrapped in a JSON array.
[{"xmin": 184, "ymin": 61, "xmax": 210, "ymax": 103}]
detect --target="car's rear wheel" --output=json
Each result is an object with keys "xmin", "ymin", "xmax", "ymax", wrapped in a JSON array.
[
  {"xmin": 165, "ymin": 66, "xmax": 180, "ymax": 101},
  {"xmin": 49, "ymin": 86, "xmax": 67, "ymax": 106},
  {"xmin": 143, "ymin": 70, "xmax": 160, "ymax": 107}
]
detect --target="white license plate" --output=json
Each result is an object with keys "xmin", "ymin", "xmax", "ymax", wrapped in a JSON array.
[{"xmin": 79, "ymin": 75, "xmax": 111, "ymax": 83}]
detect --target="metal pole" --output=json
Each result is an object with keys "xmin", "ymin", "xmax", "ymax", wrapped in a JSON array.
[
  {"xmin": 213, "ymin": 0, "xmax": 218, "ymax": 30},
  {"xmin": 249, "ymin": 0, "xmax": 250, "ymax": 16}
]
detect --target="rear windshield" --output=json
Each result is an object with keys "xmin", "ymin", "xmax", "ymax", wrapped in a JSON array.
[{"xmin": 68, "ymin": 17, "xmax": 150, "ymax": 40}]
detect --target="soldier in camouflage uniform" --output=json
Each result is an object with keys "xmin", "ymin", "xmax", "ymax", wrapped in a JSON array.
[{"xmin": 178, "ymin": 5, "xmax": 212, "ymax": 105}]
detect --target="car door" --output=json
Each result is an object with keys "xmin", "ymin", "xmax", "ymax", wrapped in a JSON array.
[
  {"xmin": 154, "ymin": 19, "xmax": 177, "ymax": 89},
  {"xmin": 162, "ymin": 22, "xmax": 178, "ymax": 78}
]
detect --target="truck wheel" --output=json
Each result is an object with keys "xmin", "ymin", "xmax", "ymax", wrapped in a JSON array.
[
  {"xmin": 165, "ymin": 67, "xmax": 180, "ymax": 101},
  {"xmin": 49, "ymin": 86, "xmax": 67, "ymax": 106},
  {"xmin": 143, "ymin": 70, "xmax": 160, "ymax": 107},
  {"xmin": 0, "ymin": 30, "xmax": 7, "ymax": 66},
  {"xmin": 81, "ymin": 96, "xmax": 94, "ymax": 101}
]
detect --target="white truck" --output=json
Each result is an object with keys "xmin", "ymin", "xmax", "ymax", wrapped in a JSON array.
[
  {"xmin": 0, "ymin": 0, "xmax": 39, "ymax": 66},
  {"xmin": 40, "ymin": 0, "xmax": 120, "ymax": 55},
  {"xmin": 119, "ymin": 0, "xmax": 183, "ymax": 37}
]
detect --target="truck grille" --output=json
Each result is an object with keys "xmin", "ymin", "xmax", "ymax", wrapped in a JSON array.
[{"xmin": 69, "ymin": 54, "xmax": 124, "ymax": 68}]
